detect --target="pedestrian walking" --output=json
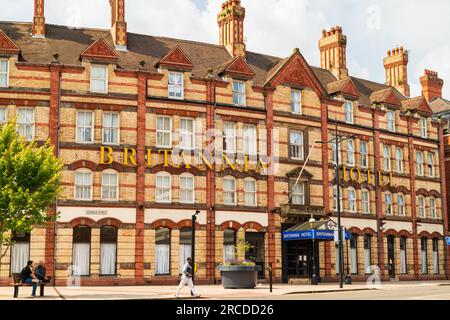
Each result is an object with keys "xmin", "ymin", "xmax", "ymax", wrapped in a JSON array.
[{"xmin": 175, "ymin": 257, "xmax": 200, "ymax": 298}]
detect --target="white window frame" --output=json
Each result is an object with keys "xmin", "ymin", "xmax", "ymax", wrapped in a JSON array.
[
  {"xmin": 396, "ymin": 147, "xmax": 404, "ymax": 173},
  {"xmin": 387, "ymin": 110, "xmax": 396, "ymax": 132},
  {"xmin": 90, "ymin": 64, "xmax": 108, "ymax": 94},
  {"xmin": 223, "ymin": 122, "xmax": 236, "ymax": 154},
  {"xmin": 233, "ymin": 80, "xmax": 246, "ymax": 106},
  {"xmin": 156, "ymin": 172, "xmax": 172, "ymax": 203},
  {"xmin": 76, "ymin": 111, "xmax": 94, "ymax": 144},
  {"xmin": 223, "ymin": 176, "xmax": 237, "ymax": 206},
  {"xmin": 429, "ymin": 197, "xmax": 437, "ymax": 219},
  {"xmin": 168, "ymin": 72, "xmax": 184, "ymax": 100},
  {"xmin": 243, "ymin": 178, "xmax": 257, "ymax": 207},
  {"xmin": 344, "ymin": 101, "xmax": 354, "ymax": 124},
  {"xmin": 0, "ymin": 59, "xmax": 9, "ymax": 88},
  {"xmin": 0, "ymin": 107, "xmax": 6, "ymax": 125},
  {"xmin": 346, "ymin": 139, "xmax": 355, "ymax": 167},
  {"xmin": 360, "ymin": 141, "xmax": 368, "ymax": 168},
  {"xmin": 419, "ymin": 117, "xmax": 428, "ymax": 138},
  {"xmin": 347, "ymin": 187, "xmax": 356, "ymax": 213},
  {"xmin": 385, "ymin": 192, "xmax": 393, "ymax": 215},
  {"xmin": 102, "ymin": 112, "xmax": 120, "ymax": 145},
  {"xmin": 397, "ymin": 193, "xmax": 405, "ymax": 216},
  {"xmin": 418, "ymin": 196, "xmax": 425, "ymax": 218},
  {"xmin": 17, "ymin": 108, "xmax": 35, "ymax": 141},
  {"xmin": 180, "ymin": 118, "xmax": 195, "ymax": 150},
  {"xmin": 243, "ymin": 124, "xmax": 257, "ymax": 156},
  {"xmin": 361, "ymin": 189, "xmax": 370, "ymax": 214},
  {"xmin": 290, "ymin": 130, "xmax": 304, "ymax": 160},
  {"xmin": 416, "ymin": 151, "xmax": 424, "ymax": 176},
  {"xmin": 156, "ymin": 116, "xmax": 172, "ymax": 148},
  {"xmin": 179, "ymin": 173, "xmax": 195, "ymax": 204},
  {"xmin": 383, "ymin": 145, "xmax": 391, "ymax": 172},
  {"xmin": 291, "ymin": 89, "xmax": 302, "ymax": 114},
  {"xmin": 333, "ymin": 186, "xmax": 343, "ymax": 212},
  {"xmin": 74, "ymin": 169, "xmax": 93, "ymax": 201},
  {"xmin": 427, "ymin": 153, "xmax": 435, "ymax": 177},
  {"xmin": 101, "ymin": 170, "xmax": 119, "ymax": 201},
  {"xmin": 332, "ymin": 139, "xmax": 342, "ymax": 165},
  {"xmin": 291, "ymin": 182, "xmax": 305, "ymax": 206}
]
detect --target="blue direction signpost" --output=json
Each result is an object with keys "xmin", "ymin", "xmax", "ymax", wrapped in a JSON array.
[{"xmin": 445, "ymin": 236, "xmax": 450, "ymax": 246}]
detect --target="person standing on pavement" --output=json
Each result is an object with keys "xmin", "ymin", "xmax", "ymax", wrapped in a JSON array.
[
  {"xmin": 175, "ymin": 257, "xmax": 200, "ymax": 298},
  {"xmin": 20, "ymin": 260, "xmax": 39, "ymax": 297}
]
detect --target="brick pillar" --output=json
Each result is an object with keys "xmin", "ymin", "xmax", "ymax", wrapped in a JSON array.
[
  {"xmin": 438, "ymin": 124, "xmax": 450, "ymax": 278},
  {"xmin": 266, "ymin": 88, "xmax": 277, "ymax": 276},
  {"xmin": 205, "ymin": 78, "xmax": 216, "ymax": 283},
  {"xmin": 373, "ymin": 110, "xmax": 385, "ymax": 276},
  {"xmin": 135, "ymin": 72, "xmax": 147, "ymax": 284},
  {"xmin": 321, "ymin": 103, "xmax": 331, "ymax": 277},
  {"xmin": 407, "ymin": 117, "xmax": 419, "ymax": 279},
  {"xmin": 44, "ymin": 63, "xmax": 62, "ymax": 278}
]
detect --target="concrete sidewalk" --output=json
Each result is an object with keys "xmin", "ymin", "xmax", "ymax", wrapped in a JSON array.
[{"xmin": 1, "ymin": 281, "xmax": 449, "ymax": 300}]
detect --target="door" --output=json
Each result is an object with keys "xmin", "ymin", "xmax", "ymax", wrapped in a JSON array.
[
  {"xmin": 245, "ymin": 232, "xmax": 265, "ymax": 279},
  {"xmin": 387, "ymin": 235, "xmax": 395, "ymax": 278},
  {"xmin": 286, "ymin": 241, "xmax": 312, "ymax": 278}
]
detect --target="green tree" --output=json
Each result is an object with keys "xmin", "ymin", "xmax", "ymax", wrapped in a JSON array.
[{"xmin": 0, "ymin": 121, "xmax": 62, "ymax": 274}]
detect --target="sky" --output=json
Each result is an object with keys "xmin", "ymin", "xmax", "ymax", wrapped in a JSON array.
[{"xmin": 0, "ymin": 0, "xmax": 449, "ymax": 97}]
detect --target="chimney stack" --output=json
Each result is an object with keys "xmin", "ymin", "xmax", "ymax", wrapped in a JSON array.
[
  {"xmin": 318, "ymin": 26, "xmax": 348, "ymax": 80},
  {"xmin": 110, "ymin": 0, "xmax": 127, "ymax": 51},
  {"xmin": 32, "ymin": 0, "xmax": 45, "ymax": 38},
  {"xmin": 383, "ymin": 47, "xmax": 410, "ymax": 97},
  {"xmin": 217, "ymin": 0, "xmax": 246, "ymax": 59},
  {"xmin": 420, "ymin": 69, "xmax": 444, "ymax": 103}
]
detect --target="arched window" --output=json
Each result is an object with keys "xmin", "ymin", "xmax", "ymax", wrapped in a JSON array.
[
  {"xmin": 10, "ymin": 232, "xmax": 30, "ymax": 274},
  {"xmin": 384, "ymin": 192, "xmax": 393, "ymax": 215},
  {"xmin": 100, "ymin": 226, "xmax": 117, "ymax": 275},
  {"xmin": 400, "ymin": 237, "xmax": 407, "ymax": 274},
  {"xmin": 361, "ymin": 189, "xmax": 370, "ymax": 214},
  {"xmin": 155, "ymin": 227, "xmax": 170, "ymax": 275},
  {"xmin": 179, "ymin": 228, "xmax": 192, "ymax": 273},
  {"xmin": 156, "ymin": 172, "xmax": 171, "ymax": 203},
  {"xmin": 364, "ymin": 234, "xmax": 372, "ymax": 274},
  {"xmin": 418, "ymin": 196, "xmax": 425, "ymax": 218},
  {"xmin": 350, "ymin": 234, "xmax": 358, "ymax": 274},
  {"xmin": 429, "ymin": 197, "xmax": 437, "ymax": 219},
  {"xmin": 223, "ymin": 176, "xmax": 236, "ymax": 206},
  {"xmin": 432, "ymin": 238, "xmax": 439, "ymax": 275},
  {"xmin": 421, "ymin": 237, "xmax": 428, "ymax": 274},
  {"xmin": 244, "ymin": 178, "xmax": 257, "ymax": 207},
  {"xmin": 72, "ymin": 226, "xmax": 91, "ymax": 276},
  {"xmin": 179, "ymin": 173, "xmax": 195, "ymax": 204},
  {"xmin": 101, "ymin": 170, "xmax": 119, "ymax": 201},
  {"xmin": 74, "ymin": 169, "xmax": 93, "ymax": 201},
  {"xmin": 223, "ymin": 229, "xmax": 236, "ymax": 262},
  {"xmin": 347, "ymin": 187, "xmax": 356, "ymax": 213}
]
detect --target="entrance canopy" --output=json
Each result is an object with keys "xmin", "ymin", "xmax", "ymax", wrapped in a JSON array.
[{"xmin": 282, "ymin": 220, "xmax": 350, "ymax": 242}]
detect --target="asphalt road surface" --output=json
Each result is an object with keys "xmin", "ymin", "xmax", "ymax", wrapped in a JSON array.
[{"xmin": 232, "ymin": 284, "xmax": 450, "ymax": 300}]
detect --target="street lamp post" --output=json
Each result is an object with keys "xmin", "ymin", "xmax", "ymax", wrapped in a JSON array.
[
  {"xmin": 310, "ymin": 215, "xmax": 319, "ymax": 285},
  {"xmin": 191, "ymin": 210, "xmax": 200, "ymax": 285},
  {"xmin": 334, "ymin": 121, "xmax": 344, "ymax": 289}
]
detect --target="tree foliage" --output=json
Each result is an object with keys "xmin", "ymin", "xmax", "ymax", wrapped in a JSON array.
[{"xmin": 0, "ymin": 121, "xmax": 62, "ymax": 262}]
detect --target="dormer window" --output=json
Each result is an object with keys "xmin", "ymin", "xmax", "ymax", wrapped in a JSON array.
[
  {"xmin": 291, "ymin": 89, "xmax": 302, "ymax": 114},
  {"xmin": 233, "ymin": 80, "xmax": 246, "ymax": 106},
  {"xmin": 387, "ymin": 110, "xmax": 396, "ymax": 132},
  {"xmin": 168, "ymin": 72, "xmax": 184, "ymax": 99},
  {"xmin": 90, "ymin": 64, "xmax": 108, "ymax": 93},
  {"xmin": 419, "ymin": 117, "xmax": 428, "ymax": 138},
  {"xmin": 0, "ymin": 59, "xmax": 8, "ymax": 87},
  {"xmin": 344, "ymin": 101, "xmax": 354, "ymax": 124}
]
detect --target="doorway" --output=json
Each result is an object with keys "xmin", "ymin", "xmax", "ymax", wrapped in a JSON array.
[
  {"xmin": 387, "ymin": 235, "xmax": 395, "ymax": 278},
  {"xmin": 245, "ymin": 232, "xmax": 265, "ymax": 279}
]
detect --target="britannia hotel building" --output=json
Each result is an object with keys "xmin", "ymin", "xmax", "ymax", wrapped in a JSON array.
[{"xmin": 0, "ymin": 0, "xmax": 449, "ymax": 286}]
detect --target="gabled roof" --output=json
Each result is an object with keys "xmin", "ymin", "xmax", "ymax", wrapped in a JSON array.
[
  {"xmin": 402, "ymin": 96, "xmax": 433, "ymax": 115},
  {"xmin": 327, "ymin": 77, "xmax": 359, "ymax": 98},
  {"xmin": 218, "ymin": 55, "xmax": 255, "ymax": 79},
  {"xmin": 286, "ymin": 167, "xmax": 313, "ymax": 179},
  {"xmin": 0, "ymin": 29, "xmax": 20, "ymax": 55},
  {"xmin": 369, "ymin": 87, "xmax": 402, "ymax": 106},
  {"xmin": 429, "ymin": 98, "xmax": 450, "ymax": 114},
  {"xmin": 80, "ymin": 37, "xmax": 119, "ymax": 61},
  {"xmin": 155, "ymin": 45, "xmax": 193, "ymax": 70}
]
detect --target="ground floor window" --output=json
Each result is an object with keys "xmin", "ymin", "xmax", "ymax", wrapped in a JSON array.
[
  {"xmin": 364, "ymin": 235, "xmax": 372, "ymax": 274},
  {"xmin": 223, "ymin": 229, "xmax": 236, "ymax": 262},
  {"xmin": 350, "ymin": 234, "xmax": 358, "ymax": 274},
  {"xmin": 421, "ymin": 238, "xmax": 428, "ymax": 274},
  {"xmin": 155, "ymin": 227, "xmax": 170, "ymax": 275},
  {"xmin": 179, "ymin": 228, "xmax": 192, "ymax": 273},
  {"xmin": 72, "ymin": 226, "xmax": 91, "ymax": 276},
  {"xmin": 400, "ymin": 237, "xmax": 407, "ymax": 274},
  {"xmin": 10, "ymin": 232, "xmax": 30, "ymax": 274},
  {"xmin": 100, "ymin": 226, "xmax": 117, "ymax": 275},
  {"xmin": 433, "ymin": 238, "xmax": 439, "ymax": 275}
]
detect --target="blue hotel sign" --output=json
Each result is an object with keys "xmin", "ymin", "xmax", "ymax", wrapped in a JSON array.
[
  {"xmin": 282, "ymin": 229, "xmax": 350, "ymax": 241},
  {"xmin": 445, "ymin": 236, "xmax": 450, "ymax": 246}
]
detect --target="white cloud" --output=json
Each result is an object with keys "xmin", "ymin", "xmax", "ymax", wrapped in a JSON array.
[{"xmin": 0, "ymin": 0, "xmax": 449, "ymax": 97}]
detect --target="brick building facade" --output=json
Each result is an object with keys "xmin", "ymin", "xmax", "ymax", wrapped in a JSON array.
[{"xmin": 0, "ymin": 0, "xmax": 448, "ymax": 286}]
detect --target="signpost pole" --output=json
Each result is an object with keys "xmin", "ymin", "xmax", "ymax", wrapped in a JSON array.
[
  {"xmin": 311, "ymin": 230, "xmax": 319, "ymax": 285},
  {"xmin": 335, "ymin": 121, "xmax": 344, "ymax": 289}
]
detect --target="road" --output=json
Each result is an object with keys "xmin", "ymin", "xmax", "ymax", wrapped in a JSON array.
[{"xmin": 230, "ymin": 284, "xmax": 450, "ymax": 300}]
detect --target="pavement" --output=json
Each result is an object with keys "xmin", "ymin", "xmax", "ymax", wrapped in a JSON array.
[{"xmin": 1, "ymin": 281, "xmax": 450, "ymax": 300}]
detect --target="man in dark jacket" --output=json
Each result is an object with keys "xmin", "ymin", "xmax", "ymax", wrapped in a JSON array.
[
  {"xmin": 20, "ymin": 260, "xmax": 39, "ymax": 297},
  {"xmin": 34, "ymin": 261, "xmax": 51, "ymax": 283}
]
